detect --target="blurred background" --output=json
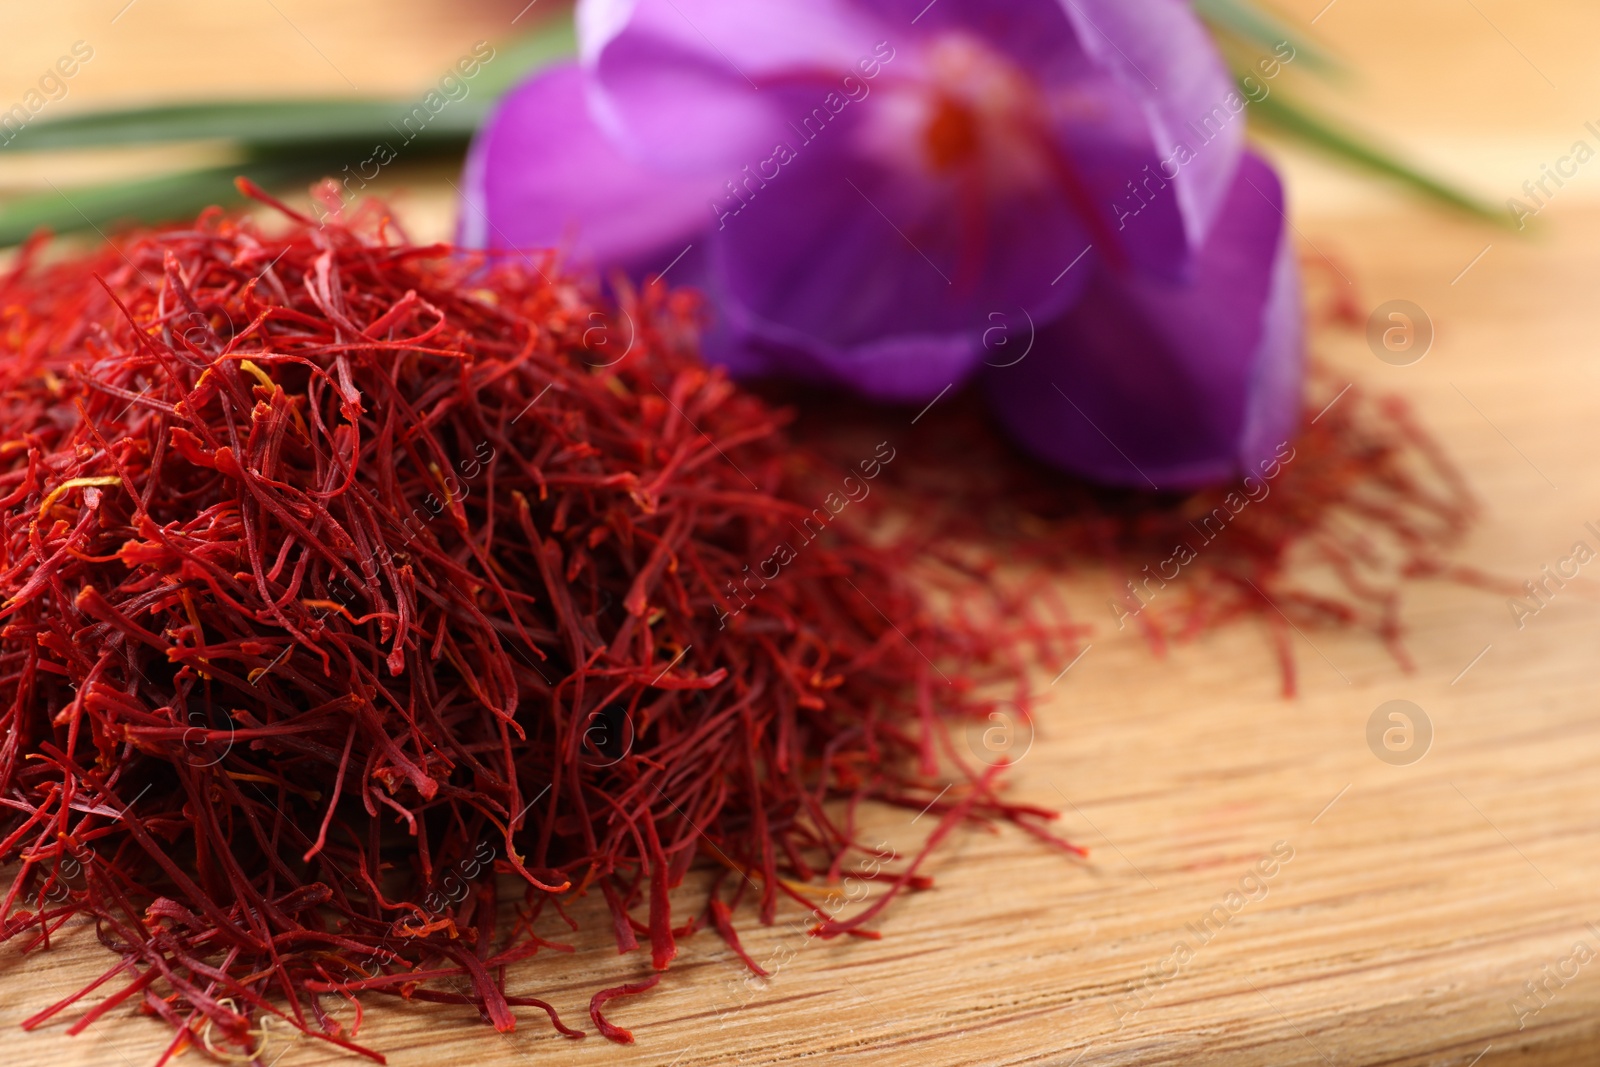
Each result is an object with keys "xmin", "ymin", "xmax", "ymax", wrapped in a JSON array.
[
  {"xmin": 0, "ymin": 0, "xmax": 571, "ymax": 243},
  {"xmin": 4, "ymin": 3, "xmax": 1600, "ymax": 1066}
]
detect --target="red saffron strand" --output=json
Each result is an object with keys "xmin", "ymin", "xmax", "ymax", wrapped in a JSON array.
[
  {"xmin": 589, "ymin": 973, "xmax": 663, "ymax": 1044},
  {"xmin": 0, "ymin": 196, "xmax": 1076, "ymax": 1058}
]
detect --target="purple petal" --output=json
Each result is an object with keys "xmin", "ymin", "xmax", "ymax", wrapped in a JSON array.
[
  {"xmin": 580, "ymin": 0, "xmax": 883, "ymax": 78},
  {"xmin": 864, "ymin": 0, "xmax": 1090, "ymax": 75},
  {"xmin": 982, "ymin": 152, "xmax": 1303, "ymax": 489},
  {"xmin": 1059, "ymin": 0, "xmax": 1245, "ymax": 255},
  {"xmin": 578, "ymin": 0, "xmax": 888, "ymax": 172},
  {"xmin": 457, "ymin": 62, "xmax": 716, "ymax": 270},
  {"xmin": 705, "ymin": 140, "xmax": 1093, "ymax": 402},
  {"xmin": 708, "ymin": 283, "xmax": 983, "ymax": 403}
]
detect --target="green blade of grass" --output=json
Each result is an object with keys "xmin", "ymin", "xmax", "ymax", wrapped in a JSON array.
[
  {"xmin": 465, "ymin": 15, "xmax": 577, "ymax": 98},
  {"xmin": 0, "ymin": 157, "xmax": 345, "ymax": 246},
  {"xmin": 1251, "ymin": 90, "xmax": 1508, "ymax": 225},
  {"xmin": 1, "ymin": 101, "xmax": 483, "ymax": 154},
  {"xmin": 1195, "ymin": 0, "xmax": 1339, "ymax": 76}
]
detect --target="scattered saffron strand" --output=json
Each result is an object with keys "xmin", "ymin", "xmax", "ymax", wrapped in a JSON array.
[
  {"xmin": 588, "ymin": 973, "xmax": 663, "ymax": 1044},
  {"xmin": 779, "ymin": 363, "xmax": 1479, "ymax": 698}
]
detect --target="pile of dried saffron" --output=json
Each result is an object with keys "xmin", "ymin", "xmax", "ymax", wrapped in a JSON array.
[{"xmin": 0, "ymin": 190, "xmax": 1072, "ymax": 1063}]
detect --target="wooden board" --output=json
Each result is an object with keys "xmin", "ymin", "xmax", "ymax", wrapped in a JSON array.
[{"xmin": 4, "ymin": 1, "xmax": 1600, "ymax": 1064}]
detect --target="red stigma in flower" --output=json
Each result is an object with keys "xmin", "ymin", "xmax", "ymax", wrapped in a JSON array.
[{"xmin": 924, "ymin": 97, "xmax": 981, "ymax": 172}]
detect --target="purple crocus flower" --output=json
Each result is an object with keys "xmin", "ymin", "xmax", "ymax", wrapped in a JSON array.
[{"xmin": 459, "ymin": 0, "xmax": 1303, "ymax": 489}]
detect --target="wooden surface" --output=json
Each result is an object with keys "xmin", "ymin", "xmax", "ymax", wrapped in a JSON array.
[{"xmin": 5, "ymin": 1, "xmax": 1600, "ymax": 1064}]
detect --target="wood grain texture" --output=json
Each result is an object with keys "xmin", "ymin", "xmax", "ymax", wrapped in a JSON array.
[{"xmin": 3, "ymin": 1, "xmax": 1599, "ymax": 1064}]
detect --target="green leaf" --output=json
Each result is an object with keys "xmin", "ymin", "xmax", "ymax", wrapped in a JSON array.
[
  {"xmin": 0, "ymin": 101, "xmax": 482, "ymax": 154},
  {"xmin": 0, "ymin": 157, "xmax": 343, "ymax": 246},
  {"xmin": 1195, "ymin": 0, "xmax": 1339, "ymax": 77},
  {"xmin": 0, "ymin": 14, "xmax": 573, "ymax": 155},
  {"xmin": 1250, "ymin": 90, "xmax": 1508, "ymax": 225},
  {"xmin": 466, "ymin": 15, "xmax": 577, "ymax": 99}
]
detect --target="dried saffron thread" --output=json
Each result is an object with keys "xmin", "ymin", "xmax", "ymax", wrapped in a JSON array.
[
  {"xmin": 588, "ymin": 972, "xmax": 662, "ymax": 1044},
  {"xmin": 0, "ymin": 191, "xmax": 1078, "ymax": 1063}
]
